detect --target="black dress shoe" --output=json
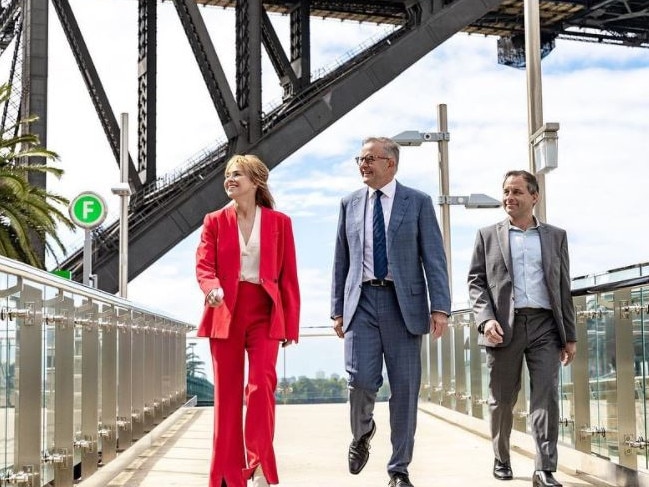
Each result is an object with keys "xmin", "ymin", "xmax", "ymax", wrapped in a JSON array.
[
  {"xmin": 388, "ymin": 473, "xmax": 414, "ymax": 487},
  {"xmin": 493, "ymin": 459, "xmax": 513, "ymax": 480},
  {"xmin": 532, "ymin": 470, "xmax": 562, "ymax": 487},
  {"xmin": 348, "ymin": 420, "xmax": 376, "ymax": 474}
]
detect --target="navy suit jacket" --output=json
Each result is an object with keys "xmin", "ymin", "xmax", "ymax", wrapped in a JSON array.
[{"xmin": 331, "ymin": 181, "xmax": 451, "ymax": 335}]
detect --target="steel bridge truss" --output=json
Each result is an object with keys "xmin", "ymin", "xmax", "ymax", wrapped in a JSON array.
[{"xmin": 2, "ymin": 0, "xmax": 646, "ymax": 292}]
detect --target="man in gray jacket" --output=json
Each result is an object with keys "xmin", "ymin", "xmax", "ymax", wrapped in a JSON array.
[{"xmin": 468, "ymin": 170, "xmax": 576, "ymax": 487}]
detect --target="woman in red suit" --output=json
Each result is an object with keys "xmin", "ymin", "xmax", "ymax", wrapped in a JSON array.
[{"xmin": 195, "ymin": 154, "xmax": 300, "ymax": 487}]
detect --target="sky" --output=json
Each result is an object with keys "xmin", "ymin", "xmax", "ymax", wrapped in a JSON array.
[{"xmin": 12, "ymin": 0, "xmax": 648, "ymax": 382}]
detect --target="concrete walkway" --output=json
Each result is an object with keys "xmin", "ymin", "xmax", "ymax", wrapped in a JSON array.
[{"xmin": 100, "ymin": 402, "xmax": 611, "ymax": 487}]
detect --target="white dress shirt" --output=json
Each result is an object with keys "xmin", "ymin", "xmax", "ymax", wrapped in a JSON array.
[{"xmin": 363, "ymin": 178, "xmax": 396, "ymax": 282}]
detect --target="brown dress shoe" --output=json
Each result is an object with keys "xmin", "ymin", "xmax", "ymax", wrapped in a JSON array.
[
  {"xmin": 532, "ymin": 470, "xmax": 562, "ymax": 486},
  {"xmin": 493, "ymin": 459, "xmax": 513, "ymax": 480},
  {"xmin": 348, "ymin": 420, "xmax": 376, "ymax": 474}
]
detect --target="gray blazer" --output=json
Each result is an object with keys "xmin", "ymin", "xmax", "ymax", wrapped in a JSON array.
[
  {"xmin": 467, "ymin": 218, "xmax": 576, "ymax": 347},
  {"xmin": 331, "ymin": 181, "xmax": 451, "ymax": 335}
]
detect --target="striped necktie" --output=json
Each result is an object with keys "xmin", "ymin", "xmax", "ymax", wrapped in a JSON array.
[{"xmin": 373, "ymin": 190, "xmax": 388, "ymax": 280}]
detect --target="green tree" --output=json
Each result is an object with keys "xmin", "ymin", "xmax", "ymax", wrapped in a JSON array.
[
  {"xmin": 274, "ymin": 375, "xmax": 349, "ymax": 404},
  {"xmin": 186, "ymin": 344, "xmax": 206, "ymax": 378},
  {"xmin": 185, "ymin": 344, "xmax": 213, "ymax": 405},
  {"xmin": 0, "ymin": 83, "xmax": 74, "ymax": 267}
]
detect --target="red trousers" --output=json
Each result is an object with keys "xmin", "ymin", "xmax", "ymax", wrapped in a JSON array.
[{"xmin": 209, "ymin": 282, "xmax": 280, "ymax": 487}]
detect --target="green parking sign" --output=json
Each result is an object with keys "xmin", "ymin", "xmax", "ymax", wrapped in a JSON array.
[{"xmin": 69, "ymin": 192, "xmax": 107, "ymax": 229}]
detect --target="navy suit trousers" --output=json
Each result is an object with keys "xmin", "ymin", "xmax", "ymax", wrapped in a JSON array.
[{"xmin": 345, "ymin": 284, "xmax": 422, "ymax": 476}]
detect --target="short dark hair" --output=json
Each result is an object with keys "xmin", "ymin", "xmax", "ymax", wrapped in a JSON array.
[{"xmin": 503, "ymin": 170, "xmax": 539, "ymax": 195}]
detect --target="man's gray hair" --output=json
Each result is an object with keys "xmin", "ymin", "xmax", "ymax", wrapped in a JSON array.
[{"xmin": 362, "ymin": 136, "xmax": 400, "ymax": 166}]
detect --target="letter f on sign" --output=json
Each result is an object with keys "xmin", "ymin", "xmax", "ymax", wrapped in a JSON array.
[{"xmin": 83, "ymin": 200, "xmax": 94, "ymax": 220}]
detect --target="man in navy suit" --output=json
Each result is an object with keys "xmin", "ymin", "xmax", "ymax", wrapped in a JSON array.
[
  {"xmin": 331, "ymin": 136, "xmax": 451, "ymax": 487},
  {"xmin": 468, "ymin": 170, "xmax": 576, "ymax": 487}
]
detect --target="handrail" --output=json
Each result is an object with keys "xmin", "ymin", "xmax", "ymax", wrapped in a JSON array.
[
  {"xmin": 1, "ymin": 256, "xmax": 193, "ymax": 328},
  {"xmin": 0, "ymin": 255, "xmax": 194, "ymax": 486}
]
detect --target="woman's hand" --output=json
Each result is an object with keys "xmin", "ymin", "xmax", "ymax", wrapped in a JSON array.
[{"xmin": 206, "ymin": 288, "xmax": 224, "ymax": 307}]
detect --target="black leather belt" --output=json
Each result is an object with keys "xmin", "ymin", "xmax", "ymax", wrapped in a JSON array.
[
  {"xmin": 364, "ymin": 279, "xmax": 394, "ymax": 288},
  {"xmin": 514, "ymin": 307, "xmax": 551, "ymax": 314}
]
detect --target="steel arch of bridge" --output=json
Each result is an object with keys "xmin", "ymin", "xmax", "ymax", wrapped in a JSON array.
[{"xmin": 6, "ymin": 0, "xmax": 648, "ymax": 292}]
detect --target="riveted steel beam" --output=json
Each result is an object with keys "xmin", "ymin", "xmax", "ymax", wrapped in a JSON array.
[
  {"xmin": 172, "ymin": 0, "xmax": 242, "ymax": 141},
  {"xmin": 137, "ymin": 0, "xmax": 157, "ymax": 185}
]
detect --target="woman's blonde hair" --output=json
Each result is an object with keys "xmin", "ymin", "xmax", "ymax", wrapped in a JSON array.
[{"xmin": 225, "ymin": 154, "xmax": 275, "ymax": 208}]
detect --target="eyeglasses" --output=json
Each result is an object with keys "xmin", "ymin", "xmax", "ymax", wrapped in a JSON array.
[{"xmin": 355, "ymin": 155, "xmax": 390, "ymax": 166}]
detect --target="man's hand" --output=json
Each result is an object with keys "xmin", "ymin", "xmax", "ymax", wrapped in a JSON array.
[
  {"xmin": 333, "ymin": 316, "xmax": 344, "ymax": 338},
  {"xmin": 483, "ymin": 319, "xmax": 504, "ymax": 345},
  {"xmin": 561, "ymin": 341, "xmax": 577, "ymax": 366},
  {"xmin": 430, "ymin": 312, "xmax": 448, "ymax": 340}
]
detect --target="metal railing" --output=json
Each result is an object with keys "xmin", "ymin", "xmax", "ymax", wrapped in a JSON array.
[{"xmin": 0, "ymin": 256, "xmax": 193, "ymax": 486}]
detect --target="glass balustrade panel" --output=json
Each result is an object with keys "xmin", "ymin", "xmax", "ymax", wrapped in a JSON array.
[
  {"xmin": 631, "ymin": 286, "xmax": 649, "ymax": 470},
  {"xmin": 587, "ymin": 292, "xmax": 618, "ymax": 461},
  {"xmin": 97, "ymin": 302, "xmax": 105, "ymax": 454},
  {"xmin": 0, "ymin": 271, "xmax": 16, "ymax": 477},
  {"xmin": 73, "ymin": 294, "xmax": 85, "ymax": 468},
  {"xmin": 42, "ymin": 284, "xmax": 58, "ymax": 483},
  {"xmin": 459, "ymin": 315, "xmax": 472, "ymax": 414},
  {"xmin": 559, "ymin": 354, "xmax": 575, "ymax": 447}
]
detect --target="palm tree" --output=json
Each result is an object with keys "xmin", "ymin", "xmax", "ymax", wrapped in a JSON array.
[{"xmin": 0, "ymin": 83, "xmax": 74, "ymax": 268}]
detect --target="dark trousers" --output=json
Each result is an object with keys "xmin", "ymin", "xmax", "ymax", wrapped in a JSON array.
[
  {"xmin": 487, "ymin": 308, "xmax": 562, "ymax": 471},
  {"xmin": 345, "ymin": 284, "xmax": 422, "ymax": 476}
]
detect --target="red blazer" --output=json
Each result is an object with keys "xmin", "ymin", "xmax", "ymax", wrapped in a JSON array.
[{"xmin": 195, "ymin": 205, "xmax": 300, "ymax": 341}]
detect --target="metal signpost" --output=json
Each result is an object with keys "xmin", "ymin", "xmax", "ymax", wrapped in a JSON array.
[
  {"xmin": 111, "ymin": 113, "xmax": 132, "ymax": 299},
  {"xmin": 69, "ymin": 191, "xmax": 108, "ymax": 286}
]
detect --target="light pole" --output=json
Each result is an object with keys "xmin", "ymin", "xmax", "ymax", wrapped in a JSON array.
[
  {"xmin": 392, "ymin": 105, "xmax": 501, "ymax": 300},
  {"xmin": 525, "ymin": 0, "xmax": 560, "ymax": 222},
  {"xmin": 392, "ymin": 104, "xmax": 452, "ymax": 291},
  {"xmin": 111, "ymin": 113, "xmax": 132, "ymax": 299},
  {"xmin": 394, "ymin": 108, "xmax": 501, "ymax": 407}
]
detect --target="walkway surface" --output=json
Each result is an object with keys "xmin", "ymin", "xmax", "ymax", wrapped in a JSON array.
[{"xmin": 98, "ymin": 402, "xmax": 611, "ymax": 487}]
